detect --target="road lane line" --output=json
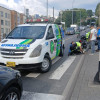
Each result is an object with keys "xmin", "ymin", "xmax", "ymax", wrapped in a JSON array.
[
  {"xmin": 49, "ymin": 56, "xmax": 76, "ymax": 80},
  {"xmin": 22, "ymin": 91, "xmax": 63, "ymax": 100},
  {"xmin": 26, "ymin": 73, "xmax": 40, "ymax": 78}
]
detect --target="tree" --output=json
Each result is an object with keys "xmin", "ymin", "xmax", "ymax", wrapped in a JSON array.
[
  {"xmin": 95, "ymin": 3, "xmax": 100, "ymax": 26},
  {"xmin": 87, "ymin": 10, "xmax": 93, "ymax": 17},
  {"xmin": 55, "ymin": 8, "xmax": 88, "ymax": 27},
  {"xmin": 95, "ymin": 3, "xmax": 100, "ymax": 17}
]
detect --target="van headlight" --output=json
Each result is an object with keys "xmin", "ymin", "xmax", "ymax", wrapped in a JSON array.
[{"xmin": 29, "ymin": 45, "xmax": 42, "ymax": 57}]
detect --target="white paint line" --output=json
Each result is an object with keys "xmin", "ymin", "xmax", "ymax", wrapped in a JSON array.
[
  {"xmin": 49, "ymin": 56, "xmax": 76, "ymax": 80},
  {"xmin": 26, "ymin": 73, "xmax": 40, "ymax": 78},
  {"xmin": 52, "ymin": 57, "xmax": 61, "ymax": 65},
  {"xmin": 21, "ymin": 91, "xmax": 64, "ymax": 100}
]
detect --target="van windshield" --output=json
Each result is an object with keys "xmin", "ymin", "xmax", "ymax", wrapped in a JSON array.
[{"xmin": 6, "ymin": 26, "xmax": 46, "ymax": 39}]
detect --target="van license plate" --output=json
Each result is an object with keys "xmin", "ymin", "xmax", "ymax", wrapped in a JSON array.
[{"xmin": 6, "ymin": 62, "xmax": 16, "ymax": 67}]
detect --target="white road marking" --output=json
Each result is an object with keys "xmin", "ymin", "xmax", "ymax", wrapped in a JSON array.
[
  {"xmin": 25, "ymin": 57, "xmax": 61, "ymax": 78},
  {"xmin": 49, "ymin": 56, "xmax": 76, "ymax": 80},
  {"xmin": 21, "ymin": 91, "xmax": 63, "ymax": 100},
  {"xmin": 26, "ymin": 73, "xmax": 40, "ymax": 78}
]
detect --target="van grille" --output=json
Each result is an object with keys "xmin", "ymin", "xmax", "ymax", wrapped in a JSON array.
[{"xmin": 0, "ymin": 48, "xmax": 28, "ymax": 57}]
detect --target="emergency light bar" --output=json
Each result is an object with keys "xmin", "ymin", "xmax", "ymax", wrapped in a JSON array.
[{"xmin": 26, "ymin": 19, "xmax": 49, "ymax": 23}]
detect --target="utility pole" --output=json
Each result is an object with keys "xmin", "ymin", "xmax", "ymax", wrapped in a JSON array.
[
  {"xmin": 47, "ymin": 0, "xmax": 48, "ymax": 18},
  {"xmin": 72, "ymin": 0, "xmax": 75, "ymax": 24},
  {"xmin": 60, "ymin": 10, "xmax": 62, "ymax": 23},
  {"xmin": 53, "ymin": 7, "xmax": 54, "ymax": 23},
  {"xmin": 72, "ymin": 10, "xmax": 73, "ymax": 24},
  {"xmin": 80, "ymin": 11, "xmax": 81, "ymax": 26}
]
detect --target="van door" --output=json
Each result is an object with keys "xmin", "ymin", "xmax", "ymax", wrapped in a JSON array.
[
  {"xmin": 46, "ymin": 25, "xmax": 57, "ymax": 60},
  {"xmin": 53, "ymin": 24, "xmax": 61, "ymax": 57}
]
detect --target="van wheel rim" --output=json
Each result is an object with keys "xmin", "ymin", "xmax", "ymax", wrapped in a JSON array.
[
  {"xmin": 5, "ymin": 92, "xmax": 18, "ymax": 100},
  {"xmin": 42, "ymin": 58, "xmax": 49, "ymax": 70}
]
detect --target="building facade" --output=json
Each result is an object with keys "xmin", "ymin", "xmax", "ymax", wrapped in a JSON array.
[
  {"xmin": 0, "ymin": 6, "xmax": 11, "ymax": 41},
  {"xmin": 11, "ymin": 10, "xmax": 26, "ymax": 30}
]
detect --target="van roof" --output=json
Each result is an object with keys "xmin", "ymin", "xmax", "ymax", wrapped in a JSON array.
[{"xmin": 18, "ymin": 23, "xmax": 55, "ymax": 27}]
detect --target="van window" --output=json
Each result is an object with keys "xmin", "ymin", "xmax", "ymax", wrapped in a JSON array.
[
  {"xmin": 46, "ymin": 26, "xmax": 54, "ymax": 39},
  {"xmin": 6, "ymin": 26, "xmax": 46, "ymax": 39}
]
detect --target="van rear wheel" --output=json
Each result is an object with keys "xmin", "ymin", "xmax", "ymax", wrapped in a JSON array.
[{"xmin": 39, "ymin": 55, "xmax": 51, "ymax": 73}]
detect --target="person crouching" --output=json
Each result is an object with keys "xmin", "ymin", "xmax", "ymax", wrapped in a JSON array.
[{"xmin": 68, "ymin": 41, "xmax": 83, "ymax": 56}]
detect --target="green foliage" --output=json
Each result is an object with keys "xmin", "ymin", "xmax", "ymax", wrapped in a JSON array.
[
  {"xmin": 55, "ymin": 8, "xmax": 88, "ymax": 27},
  {"xmin": 87, "ymin": 10, "xmax": 93, "ymax": 17},
  {"xmin": 95, "ymin": 3, "xmax": 100, "ymax": 16}
]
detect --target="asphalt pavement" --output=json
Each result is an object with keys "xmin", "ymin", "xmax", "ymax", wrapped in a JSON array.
[{"xmin": 20, "ymin": 29, "xmax": 90, "ymax": 100}]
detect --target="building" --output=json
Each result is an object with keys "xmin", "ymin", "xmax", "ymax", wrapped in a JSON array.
[
  {"xmin": 11, "ymin": 10, "xmax": 26, "ymax": 30},
  {"xmin": 0, "ymin": 6, "xmax": 11, "ymax": 41},
  {"xmin": 34, "ymin": 14, "xmax": 40, "ymax": 19},
  {"xmin": 0, "ymin": 6, "xmax": 26, "ymax": 41},
  {"xmin": 26, "ymin": 9, "xmax": 29, "ymax": 19}
]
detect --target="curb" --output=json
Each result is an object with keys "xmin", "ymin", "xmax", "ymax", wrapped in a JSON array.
[{"xmin": 62, "ymin": 54, "xmax": 85, "ymax": 100}]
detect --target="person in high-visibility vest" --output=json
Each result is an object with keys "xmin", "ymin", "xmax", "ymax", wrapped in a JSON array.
[
  {"xmin": 68, "ymin": 41, "xmax": 83, "ymax": 55},
  {"xmin": 86, "ymin": 32, "xmax": 90, "ymax": 42}
]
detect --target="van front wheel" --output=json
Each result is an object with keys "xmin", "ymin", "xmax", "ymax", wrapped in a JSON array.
[{"xmin": 39, "ymin": 55, "xmax": 51, "ymax": 73}]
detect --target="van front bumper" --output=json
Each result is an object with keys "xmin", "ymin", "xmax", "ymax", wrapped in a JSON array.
[{"xmin": 0, "ymin": 57, "xmax": 43, "ymax": 69}]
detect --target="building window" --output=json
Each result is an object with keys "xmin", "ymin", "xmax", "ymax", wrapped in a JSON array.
[
  {"xmin": 1, "ymin": 11, "xmax": 3, "ymax": 17},
  {"xmin": 6, "ymin": 28, "xmax": 8, "ymax": 34},
  {"xmin": 15, "ymin": 15, "xmax": 16, "ymax": 20},
  {"xmin": 8, "ymin": 21, "xmax": 10, "ymax": 26},
  {"xmin": 1, "ymin": 20, "xmax": 4, "ymax": 25},
  {"xmin": 17, "ymin": 16, "xmax": 20, "ymax": 24},
  {"xmin": 5, "ymin": 20, "xmax": 7, "ymax": 26},
  {"xmin": 8, "ymin": 14, "xmax": 10, "ymax": 19},
  {"xmin": 5, "ymin": 13, "xmax": 7, "ymax": 18},
  {"xmin": 1, "ymin": 28, "xmax": 4, "ymax": 33}
]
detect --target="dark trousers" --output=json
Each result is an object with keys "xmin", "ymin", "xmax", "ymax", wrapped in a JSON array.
[
  {"xmin": 69, "ymin": 48, "xmax": 81, "ymax": 55},
  {"xmin": 97, "ymin": 38, "xmax": 100, "ymax": 50}
]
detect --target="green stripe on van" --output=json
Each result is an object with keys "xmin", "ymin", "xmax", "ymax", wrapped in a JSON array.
[{"xmin": 16, "ymin": 39, "xmax": 33, "ymax": 49}]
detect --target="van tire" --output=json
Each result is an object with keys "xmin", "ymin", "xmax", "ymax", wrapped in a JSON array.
[
  {"xmin": 59, "ymin": 46, "xmax": 64, "ymax": 57},
  {"xmin": 39, "ymin": 55, "xmax": 52, "ymax": 73}
]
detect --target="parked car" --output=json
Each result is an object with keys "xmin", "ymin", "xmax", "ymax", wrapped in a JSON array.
[
  {"xmin": 66, "ymin": 27, "xmax": 75, "ymax": 35},
  {"xmin": 0, "ymin": 66, "xmax": 23, "ymax": 100}
]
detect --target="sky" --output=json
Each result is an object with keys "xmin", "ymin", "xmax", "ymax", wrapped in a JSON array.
[{"xmin": 0, "ymin": 0, "xmax": 99, "ymax": 18}]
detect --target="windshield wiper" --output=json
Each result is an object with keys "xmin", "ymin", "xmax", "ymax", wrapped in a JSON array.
[{"xmin": 7, "ymin": 36, "xmax": 14, "ymax": 39}]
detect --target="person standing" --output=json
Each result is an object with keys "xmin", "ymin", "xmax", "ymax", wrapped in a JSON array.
[
  {"xmin": 89, "ymin": 26, "xmax": 97, "ymax": 54},
  {"xmin": 97, "ymin": 27, "xmax": 100, "ymax": 51}
]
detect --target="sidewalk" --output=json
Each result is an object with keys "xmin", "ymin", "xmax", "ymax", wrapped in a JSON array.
[{"xmin": 70, "ymin": 51, "xmax": 100, "ymax": 100}]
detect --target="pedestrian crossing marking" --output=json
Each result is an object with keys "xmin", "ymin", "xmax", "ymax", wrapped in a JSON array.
[
  {"xmin": 25, "ymin": 57, "xmax": 61, "ymax": 78},
  {"xmin": 26, "ymin": 73, "xmax": 40, "ymax": 78},
  {"xmin": 21, "ymin": 91, "xmax": 63, "ymax": 100},
  {"xmin": 49, "ymin": 56, "xmax": 76, "ymax": 80}
]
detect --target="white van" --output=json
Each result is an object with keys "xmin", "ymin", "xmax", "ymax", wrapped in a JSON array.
[
  {"xmin": 0, "ymin": 23, "xmax": 65, "ymax": 72},
  {"xmin": 70, "ymin": 24, "xmax": 78, "ymax": 32}
]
